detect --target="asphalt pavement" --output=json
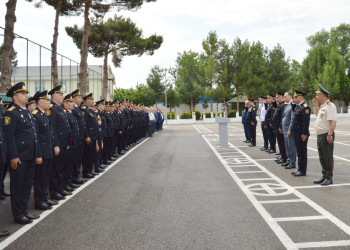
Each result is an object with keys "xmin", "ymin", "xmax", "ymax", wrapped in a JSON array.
[{"xmin": 1, "ymin": 118, "xmax": 350, "ymax": 249}]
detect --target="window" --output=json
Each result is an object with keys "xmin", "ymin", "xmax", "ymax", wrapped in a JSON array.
[
  {"xmin": 60, "ymin": 81, "xmax": 67, "ymax": 93},
  {"xmin": 34, "ymin": 81, "xmax": 45, "ymax": 92}
]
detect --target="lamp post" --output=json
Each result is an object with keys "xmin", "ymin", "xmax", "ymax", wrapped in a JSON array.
[{"xmin": 164, "ymin": 69, "xmax": 168, "ymax": 125}]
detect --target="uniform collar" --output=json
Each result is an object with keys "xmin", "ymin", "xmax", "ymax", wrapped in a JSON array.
[{"xmin": 320, "ymin": 99, "xmax": 330, "ymax": 108}]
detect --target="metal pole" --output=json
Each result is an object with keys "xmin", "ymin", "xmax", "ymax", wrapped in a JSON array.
[
  {"xmin": 165, "ymin": 90, "xmax": 167, "ymax": 125},
  {"xmin": 39, "ymin": 45, "xmax": 42, "ymax": 91},
  {"xmin": 26, "ymin": 38, "xmax": 28, "ymax": 85},
  {"xmin": 70, "ymin": 59, "xmax": 72, "ymax": 92}
]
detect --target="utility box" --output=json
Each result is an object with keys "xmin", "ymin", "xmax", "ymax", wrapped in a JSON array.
[{"xmin": 216, "ymin": 117, "xmax": 230, "ymax": 148}]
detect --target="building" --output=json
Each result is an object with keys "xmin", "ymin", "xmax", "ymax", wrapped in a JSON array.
[{"xmin": 9, "ymin": 65, "xmax": 115, "ymax": 100}]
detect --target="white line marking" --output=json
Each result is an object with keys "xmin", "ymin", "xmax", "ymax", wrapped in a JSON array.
[
  {"xmin": 234, "ymin": 171, "xmax": 265, "ymax": 174},
  {"xmin": 274, "ymin": 216, "xmax": 325, "ymax": 222},
  {"xmin": 0, "ymin": 137, "xmax": 150, "ymax": 250},
  {"xmin": 260, "ymin": 199, "xmax": 303, "ymax": 204},
  {"xmin": 295, "ymin": 240, "xmax": 350, "ymax": 249},
  {"xmin": 294, "ymin": 183, "xmax": 350, "ymax": 189},
  {"xmin": 241, "ymin": 178, "xmax": 274, "ymax": 181},
  {"xmin": 192, "ymin": 124, "xmax": 201, "ymax": 133}
]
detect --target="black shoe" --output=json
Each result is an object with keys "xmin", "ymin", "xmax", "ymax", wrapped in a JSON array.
[
  {"xmin": 110, "ymin": 157, "xmax": 118, "ymax": 161},
  {"xmin": 91, "ymin": 172, "xmax": 99, "ymax": 176},
  {"xmin": 248, "ymin": 144, "xmax": 256, "ymax": 147},
  {"xmin": 277, "ymin": 160, "xmax": 287, "ymax": 164},
  {"xmin": 35, "ymin": 202, "xmax": 53, "ymax": 210},
  {"xmin": 0, "ymin": 194, "xmax": 5, "ymax": 200},
  {"xmin": 313, "ymin": 177, "xmax": 326, "ymax": 184},
  {"xmin": 83, "ymin": 173, "xmax": 95, "ymax": 178},
  {"xmin": 46, "ymin": 200, "xmax": 59, "ymax": 206},
  {"xmin": 95, "ymin": 168, "xmax": 104, "ymax": 173},
  {"xmin": 293, "ymin": 172, "xmax": 306, "ymax": 177},
  {"xmin": 268, "ymin": 150, "xmax": 276, "ymax": 154},
  {"xmin": 275, "ymin": 152, "xmax": 281, "ymax": 156},
  {"xmin": 100, "ymin": 165, "xmax": 108, "ymax": 169},
  {"xmin": 106, "ymin": 160, "xmax": 114, "ymax": 164},
  {"xmin": 113, "ymin": 154, "xmax": 118, "ymax": 157},
  {"xmin": 120, "ymin": 151, "xmax": 126, "ymax": 155},
  {"xmin": 14, "ymin": 216, "xmax": 33, "ymax": 224},
  {"xmin": 264, "ymin": 148, "xmax": 270, "ymax": 152},
  {"xmin": 73, "ymin": 178, "xmax": 84, "ymax": 185},
  {"xmin": 321, "ymin": 179, "xmax": 333, "ymax": 186},
  {"xmin": 51, "ymin": 193, "xmax": 65, "ymax": 200},
  {"xmin": 260, "ymin": 147, "xmax": 267, "ymax": 151},
  {"xmin": 2, "ymin": 191, "xmax": 10, "ymax": 197},
  {"xmin": 281, "ymin": 162, "xmax": 290, "ymax": 167},
  {"xmin": 275, "ymin": 157, "xmax": 281, "ymax": 162},
  {"xmin": 60, "ymin": 190, "xmax": 72, "ymax": 196},
  {"xmin": 285, "ymin": 164, "xmax": 296, "ymax": 169},
  {"xmin": 25, "ymin": 213, "xmax": 40, "ymax": 220},
  {"xmin": 64, "ymin": 186, "xmax": 74, "ymax": 192},
  {"xmin": 70, "ymin": 183, "xmax": 80, "ymax": 189},
  {"xmin": 0, "ymin": 231, "xmax": 10, "ymax": 237}
]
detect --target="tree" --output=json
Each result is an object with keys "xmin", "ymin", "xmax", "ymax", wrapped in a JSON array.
[
  {"xmin": 165, "ymin": 84, "xmax": 180, "ymax": 112},
  {"xmin": 0, "ymin": 0, "xmax": 18, "ymax": 92},
  {"xmin": 66, "ymin": 15, "xmax": 163, "ymax": 99},
  {"xmin": 175, "ymin": 51, "xmax": 203, "ymax": 111},
  {"xmin": 75, "ymin": 0, "xmax": 157, "ymax": 97},
  {"xmin": 0, "ymin": 44, "xmax": 18, "ymax": 71},
  {"xmin": 146, "ymin": 65, "xmax": 165, "ymax": 107}
]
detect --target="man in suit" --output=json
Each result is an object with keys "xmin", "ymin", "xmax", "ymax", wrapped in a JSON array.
[
  {"xmin": 246, "ymin": 99, "xmax": 257, "ymax": 147},
  {"xmin": 281, "ymin": 92, "xmax": 297, "ymax": 169},
  {"xmin": 265, "ymin": 94, "xmax": 276, "ymax": 153},
  {"xmin": 242, "ymin": 100, "xmax": 251, "ymax": 143},
  {"xmin": 3, "ymin": 82, "xmax": 40, "ymax": 224},
  {"xmin": 288, "ymin": 90, "xmax": 311, "ymax": 177}
]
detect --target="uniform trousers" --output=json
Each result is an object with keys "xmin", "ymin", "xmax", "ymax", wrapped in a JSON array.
[
  {"xmin": 72, "ymin": 140, "xmax": 84, "ymax": 181},
  {"xmin": 294, "ymin": 133, "xmax": 309, "ymax": 174},
  {"xmin": 95, "ymin": 140, "xmax": 102, "ymax": 171},
  {"xmin": 243, "ymin": 121, "xmax": 251, "ymax": 142},
  {"xmin": 83, "ymin": 140, "xmax": 96, "ymax": 175},
  {"xmin": 50, "ymin": 146, "xmax": 67, "ymax": 195},
  {"xmin": 268, "ymin": 125, "xmax": 276, "ymax": 151},
  {"xmin": 261, "ymin": 122, "xmax": 269, "ymax": 149},
  {"xmin": 317, "ymin": 133, "xmax": 335, "ymax": 180},
  {"xmin": 284, "ymin": 133, "xmax": 296, "ymax": 166},
  {"xmin": 63, "ymin": 147, "xmax": 75, "ymax": 188},
  {"xmin": 10, "ymin": 159, "xmax": 36, "ymax": 220},
  {"xmin": 34, "ymin": 158, "xmax": 52, "ymax": 205},
  {"xmin": 249, "ymin": 123, "xmax": 257, "ymax": 146},
  {"xmin": 276, "ymin": 130, "xmax": 287, "ymax": 161}
]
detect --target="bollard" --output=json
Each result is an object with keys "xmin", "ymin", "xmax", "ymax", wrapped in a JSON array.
[{"xmin": 216, "ymin": 117, "xmax": 230, "ymax": 148}]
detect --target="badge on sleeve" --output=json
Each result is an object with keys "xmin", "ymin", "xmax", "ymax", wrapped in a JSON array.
[
  {"xmin": 4, "ymin": 116, "xmax": 11, "ymax": 125},
  {"xmin": 305, "ymin": 108, "xmax": 310, "ymax": 115}
]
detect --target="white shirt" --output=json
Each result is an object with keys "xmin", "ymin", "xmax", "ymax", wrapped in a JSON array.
[{"xmin": 259, "ymin": 103, "xmax": 266, "ymax": 121}]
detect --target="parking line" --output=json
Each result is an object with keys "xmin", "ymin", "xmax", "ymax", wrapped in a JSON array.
[
  {"xmin": 0, "ymin": 137, "xmax": 150, "ymax": 250},
  {"xmin": 294, "ymin": 183, "xmax": 350, "ymax": 189},
  {"xmin": 260, "ymin": 199, "xmax": 303, "ymax": 204},
  {"xmin": 274, "ymin": 216, "xmax": 325, "ymax": 222}
]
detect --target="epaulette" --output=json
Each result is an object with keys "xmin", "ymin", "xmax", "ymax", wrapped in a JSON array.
[
  {"xmin": 303, "ymin": 103, "xmax": 308, "ymax": 107},
  {"xmin": 64, "ymin": 109, "xmax": 67, "ymax": 113},
  {"xmin": 328, "ymin": 102, "xmax": 331, "ymax": 105},
  {"xmin": 81, "ymin": 105, "xmax": 86, "ymax": 109},
  {"xmin": 7, "ymin": 106, "xmax": 15, "ymax": 111},
  {"xmin": 94, "ymin": 110, "xmax": 98, "ymax": 113},
  {"xmin": 284, "ymin": 102, "xmax": 287, "ymax": 104},
  {"xmin": 32, "ymin": 110, "xmax": 38, "ymax": 115},
  {"xmin": 46, "ymin": 110, "xmax": 51, "ymax": 116},
  {"xmin": 50, "ymin": 104, "xmax": 53, "ymax": 108}
]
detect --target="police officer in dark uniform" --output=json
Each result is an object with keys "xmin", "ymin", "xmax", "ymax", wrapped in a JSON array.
[
  {"xmin": 102, "ymin": 102, "xmax": 116, "ymax": 164},
  {"xmin": 71, "ymin": 89, "xmax": 85, "ymax": 185},
  {"xmin": 32, "ymin": 90, "xmax": 58, "ymax": 210},
  {"xmin": 82, "ymin": 93, "xmax": 99, "ymax": 178},
  {"xmin": 3, "ymin": 82, "xmax": 40, "ymax": 224},
  {"xmin": 288, "ymin": 90, "xmax": 311, "ymax": 176},
  {"xmin": 246, "ymin": 98, "xmax": 257, "ymax": 147},
  {"xmin": 48, "ymin": 85, "xmax": 72, "ymax": 200},
  {"xmin": 63, "ymin": 94, "xmax": 80, "ymax": 190},
  {"xmin": 264, "ymin": 94, "xmax": 276, "ymax": 153},
  {"xmin": 113, "ymin": 100, "xmax": 125, "ymax": 155},
  {"xmin": 273, "ymin": 92, "xmax": 287, "ymax": 164}
]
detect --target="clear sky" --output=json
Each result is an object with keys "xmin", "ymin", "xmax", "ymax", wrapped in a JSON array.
[{"xmin": 1, "ymin": 0, "xmax": 349, "ymax": 89}]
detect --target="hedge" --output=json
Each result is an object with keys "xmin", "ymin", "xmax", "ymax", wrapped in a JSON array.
[
  {"xmin": 167, "ymin": 112, "xmax": 175, "ymax": 120},
  {"xmin": 193, "ymin": 110, "xmax": 201, "ymax": 120},
  {"xmin": 180, "ymin": 112, "xmax": 192, "ymax": 119},
  {"xmin": 228, "ymin": 110, "xmax": 237, "ymax": 117}
]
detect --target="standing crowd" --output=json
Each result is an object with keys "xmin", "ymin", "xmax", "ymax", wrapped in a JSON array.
[
  {"xmin": 0, "ymin": 82, "xmax": 164, "ymax": 237},
  {"xmin": 242, "ymin": 84, "xmax": 337, "ymax": 184}
]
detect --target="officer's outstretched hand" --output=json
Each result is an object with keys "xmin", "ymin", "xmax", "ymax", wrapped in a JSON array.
[
  {"xmin": 301, "ymin": 134, "xmax": 307, "ymax": 142},
  {"xmin": 54, "ymin": 146, "xmax": 60, "ymax": 156},
  {"xmin": 36, "ymin": 157, "xmax": 43, "ymax": 165},
  {"xmin": 10, "ymin": 158, "xmax": 21, "ymax": 169}
]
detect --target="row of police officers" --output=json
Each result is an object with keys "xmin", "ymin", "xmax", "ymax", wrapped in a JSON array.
[
  {"xmin": 0, "ymin": 82, "xmax": 163, "ymax": 237},
  {"xmin": 243, "ymin": 85, "xmax": 337, "ymax": 185}
]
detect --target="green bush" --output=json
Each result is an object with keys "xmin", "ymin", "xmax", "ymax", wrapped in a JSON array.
[
  {"xmin": 167, "ymin": 112, "xmax": 175, "ymax": 120},
  {"xmin": 180, "ymin": 112, "xmax": 192, "ymax": 119},
  {"xmin": 217, "ymin": 111, "xmax": 224, "ymax": 117},
  {"xmin": 203, "ymin": 112, "xmax": 216, "ymax": 118},
  {"xmin": 228, "ymin": 110, "xmax": 237, "ymax": 118},
  {"xmin": 193, "ymin": 110, "xmax": 201, "ymax": 120}
]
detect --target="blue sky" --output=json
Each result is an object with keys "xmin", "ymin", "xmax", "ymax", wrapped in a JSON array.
[{"xmin": 1, "ymin": 0, "xmax": 349, "ymax": 89}]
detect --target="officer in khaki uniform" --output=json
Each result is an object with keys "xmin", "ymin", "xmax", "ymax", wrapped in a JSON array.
[{"xmin": 312, "ymin": 84, "xmax": 337, "ymax": 186}]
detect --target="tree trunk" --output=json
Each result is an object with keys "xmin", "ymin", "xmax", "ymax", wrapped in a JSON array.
[
  {"xmin": 51, "ymin": 0, "xmax": 63, "ymax": 88},
  {"xmin": 190, "ymin": 98, "xmax": 194, "ymax": 111},
  {"xmin": 0, "ymin": 0, "xmax": 17, "ymax": 92},
  {"xmin": 236, "ymin": 89, "xmax": 240, "ymax": 116},
  {"xmin": 344, "ymin": 99, "xmax": 349, "ymax": 113},
  {"xmin": 210, "ymin": 97, "xmax": 213, "ymax": 112},
  {"xmin": 101, "ymin": 47, "xmax": 109, "ymax": 99},
  {"xmin": 155, "ymin": 100, "xmax": 158, "ymax": 108},
  {"xmin": 78, "ymin": 1, "xmax": 91, "ymax": 97}
]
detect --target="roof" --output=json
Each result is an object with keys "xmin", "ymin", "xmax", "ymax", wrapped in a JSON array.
[
  {"xmin": 11, "ymin": 65, "xmax": 115, "ymax": 81},
  {"xmin": 0, "ymin": 93, "xmax": 13, "ymax": 103}
]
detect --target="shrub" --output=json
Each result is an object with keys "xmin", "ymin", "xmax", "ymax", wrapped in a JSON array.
[
  {"xmin": 167, "ymin": 112, "xmax": 175, "ymax": 120},
  {"xmin": 180, "ymin": 112, "xmax": 192, "ymax": 119},
  {"xmin": 203, "ymin": 112, "xmax": 216, "ymax": 118},
  {"xmin": 193, "ymin": 110, "xmax": 201, "ymax": 120},
  {"xmin": 217, "ymin": 111, "xmax": 224, "ymax": 117},
  {"xmin": 228, "ymin": 110, "xmax": 237, "ymax": 118}
]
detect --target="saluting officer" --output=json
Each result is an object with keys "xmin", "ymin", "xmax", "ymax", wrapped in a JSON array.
[
  {"xmin": 81, "ymin": 93, "xmax": 99, "ymax": 178},
  {"xmin": 3, "ymin": 82, "xmax": 40, "ymax": 224},
  {"xmin": 246, "ymin": 98, "xmax": 257, "ymax": 147},
  {"xmin": 32, "ymin": 90, "xmax": 58, "ymax": 210},
  {"xmin": 288, "ymin": 90, "xmax": 311, "ymax": 177},
  {"xmin": 48, "ymin": 85, "xmax": 72, "ymax": 200},
  {"xmin": 71, "ymin": 89, "xmax": 85, "ymax": 185},
  {"xmin": 312, "ymin": 84, "xmax": 337, "ymax": 186}
]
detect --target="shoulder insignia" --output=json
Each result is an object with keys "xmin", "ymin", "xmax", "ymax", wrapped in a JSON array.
[
  {"xmin": 4, "ymin": 116, "xmax": 11, "ymax": 125},
  {"xmin": 81, "ymin": 105, "xmax": 86, "ymax": 109},
  {"xmin": 248, "ymin": 107, "xmax": 252, "ymax": 112},
  {"xmin": 46, "ymin": 110, "xmax": 51, "ymax": 116},
  {"xmin": 7, "ymin": 106, "xmax": 15, "ymax": 111},
  {"xmin": 64, "ymin": 109, "xmax": 67, "ymax": 113},
  {"xmin": 50, "ymin": 104, "xmax": 53, "ymax": 108},
  {"xmin": 32, "ymin": 110, "xmax": 38, "ymax": 115},
  {"xmin": 305, "ymin": 108, "xmax": 310, "ymax": 115},
  {"xmin": 303, "ymin": 103, "xmax": 308, "ymax": 107},
  {"xmin": 82, "ymin": 111, "xmax": 85, "ymax": 116},
  {"xmin": 95, "ymin": 110, "xmax": 98, "ymax": 113},
  {"xmin": 253, "ymin": 107, "xmax": 256, "ymax": 111},
  {"xmin": 328, "ymin": 102, "xmax": 331, "ymax": 105}
]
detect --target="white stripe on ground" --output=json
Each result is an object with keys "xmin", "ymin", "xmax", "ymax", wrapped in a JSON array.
[
  {"xmin": 274, "ymin": 216, "xmax": 326, "ymax": 222},
  {"xmin": 307, "ymin": 146, "xmax": 350, "ymax": 163},
  {"xmin": 293, "ymin": 183, "xmax": 350, "ymax": 189},
  {"xmin": 260, "ymin": 199, "xmax": 303, "ymax": 204},
  {"xmin": 0, "ymin": 137, "xmax": 150, "ymax": 250}
]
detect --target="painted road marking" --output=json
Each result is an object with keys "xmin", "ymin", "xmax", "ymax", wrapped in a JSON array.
[
  {"xmin": 0, "ymin": 137, "xmax": 150, "ymax": 250},
  {"xmin": 202, "ymin": 134, "xmax": 350, "ymax": 249},
  {"xmin": 260, "ymin": 199, "xmax": 303, "ymax": 204},
  {"xmin": 294, "ymin": 183, "xmax": 350, "ymax": 189}
]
